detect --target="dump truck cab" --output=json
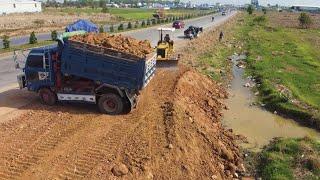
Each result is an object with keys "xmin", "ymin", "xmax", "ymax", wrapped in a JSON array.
[{"xmin": 19, "ymin": 46, "xmax": 57, "ymax": 91}]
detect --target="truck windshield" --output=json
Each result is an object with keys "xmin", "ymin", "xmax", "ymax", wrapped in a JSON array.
[{"xmin": 26, "ymin": 55, "xmax": 43, "ymax": 68}]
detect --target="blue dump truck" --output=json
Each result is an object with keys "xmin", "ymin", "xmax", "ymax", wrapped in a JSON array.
[{"xmin": 16, "ymin": 32, "xmax": 156, "ymax": 114}]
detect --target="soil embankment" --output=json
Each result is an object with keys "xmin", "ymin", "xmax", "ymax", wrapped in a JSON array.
[
  {"xmin": 0, "ymin": 67, "xmax": 244, "ymax": 179},
  {"xmin": 0, "ymin": 15, "xmax": 245, "ymax": 179}
]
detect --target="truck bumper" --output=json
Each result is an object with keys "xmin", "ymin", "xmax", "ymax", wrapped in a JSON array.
[{"xmin": 125, "ymin": 90, "xmax": 138, "ymax": 110}]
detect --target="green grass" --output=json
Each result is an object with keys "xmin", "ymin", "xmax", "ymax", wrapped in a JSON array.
[
  {"xmin": 45, "ymin": 7, "xmax": 212, "ymax": 21},
  {"xmin": 0, "ymin": 40, "xmax": 55, "ymax": 55},
  {"xmin": 258, "ymin": 137, "xmax": 320, "ymax": 179},
  {"xmin": 108, "ymin": 8, "xmax": 154, "ymax": 20},
  {"xmin": 237, "ymin": 14, "xmax": 320, "ymax": 129},
  {"xmin": 198, "ymin": 45, "xmax": 233, "ymax": 82}
]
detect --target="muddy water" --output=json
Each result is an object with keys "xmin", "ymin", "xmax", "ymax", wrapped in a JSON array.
[{"xmin": 222, "ymin": 55, "xmax": 320, "ymax": 151}]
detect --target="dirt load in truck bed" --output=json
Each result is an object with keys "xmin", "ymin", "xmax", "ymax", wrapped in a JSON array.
[{"xmin": 69, "ymin": 33, "xmax": 153, "ymax": 59}]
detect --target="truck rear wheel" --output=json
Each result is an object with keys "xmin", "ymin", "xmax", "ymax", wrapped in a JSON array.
[
  {"xmin": 98, "ymin": 94, "xmax": 124, "ymax": 115},
  {"xmin": 39, "ymin": 88, "xmax": 57, "ymax": 106}
]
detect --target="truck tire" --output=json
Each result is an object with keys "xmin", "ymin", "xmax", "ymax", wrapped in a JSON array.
[
  {"xmin": 39, "ymin": 88, "xmax": 57, "ymax": 106},
  {"xmin": 98, "ymin": 93, "xmax": 124, "ymax": 115}
]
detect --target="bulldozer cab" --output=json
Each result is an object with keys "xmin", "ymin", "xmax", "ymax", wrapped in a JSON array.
[{"xmin": 156, "ymin": 28, "xmax": 178, "ymax": 64}]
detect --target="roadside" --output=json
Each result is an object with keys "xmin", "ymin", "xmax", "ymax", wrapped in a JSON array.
[
  {"xmin": 0, "ymin": 7, "xmax": 212, "ymax": 38},
  {"xmin": 235, "ymin": 12, "xmax": 320, "ymax": 130},
  {"xmin": 224, "ymin": 11, "xmax": 320, "ymax": 179},
  {"xmin": 0, "ymin": 11, "xmax": 215, "ymax": 52},
  {"xmin": 179, "ymin": 11, "xmax": 320, "ymax": 179},
  {"xmin": 0, "ymin": 40, "xmax": 55, "ymax": 56}
]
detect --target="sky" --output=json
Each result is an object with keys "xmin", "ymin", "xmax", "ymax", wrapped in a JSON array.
[{"xmin": 196, "ymin": 0, "xmax": 320, "ymax": 6}]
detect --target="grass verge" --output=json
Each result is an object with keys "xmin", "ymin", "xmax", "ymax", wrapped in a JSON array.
[
  {"xmin": 45, "ymin": 7, "xmax": 212, "ymax": 21},
  {"xmin": 0, "ymin": 40, "xmax": 56, "ymax": 55},
  {"xmin": 257, "ymin": 137, "xmax": 320, "ymax": 179},
  {"xmin": 180, "ymin": 14, "xmax": 240, "ymax": 83},
  {"xmin": 236, "ymin": 13, "xmax": 320, "ymax": 130}
]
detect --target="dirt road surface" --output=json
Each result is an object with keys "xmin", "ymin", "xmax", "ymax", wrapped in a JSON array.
[
  {"xmin": 0, "ymin": 12, "xmax": 244, "ymax": 179},
  {"xmin": 0, "ymin": 67, "xmax": 243, "ymax": 179}
]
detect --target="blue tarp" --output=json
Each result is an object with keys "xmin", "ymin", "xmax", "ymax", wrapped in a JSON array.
[{"xmin": 65, "ymin": 19, "xmax": 98, "ymax": 33}]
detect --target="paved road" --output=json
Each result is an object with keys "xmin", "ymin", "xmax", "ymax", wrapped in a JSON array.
[{"xmin": 0, "ymin": 11, "xmax": 236, "ymax": 88}]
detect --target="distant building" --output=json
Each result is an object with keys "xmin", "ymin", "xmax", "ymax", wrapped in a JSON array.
[
  {"xmin": 0, "ymin": 0, "xmax": 42, "ymax": 15},
  {"xmin": 291, "ymin": 5, "xmax": 320, "ymax": 13},
  {"xmin": 251, "ymin": 0, "xmax": 259, "ymax": 8}
]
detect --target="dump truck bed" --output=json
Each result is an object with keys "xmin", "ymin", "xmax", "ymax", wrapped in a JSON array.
[{"xmin": 61, "ymin": 41, "xmax": 156, "ymax": 91}]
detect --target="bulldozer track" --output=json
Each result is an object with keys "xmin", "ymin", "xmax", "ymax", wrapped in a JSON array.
[
  {"xmin": 0, "ymin": 112, "xmax": 98, "ymax": 180},
  {"xmin": 57, "ymin": 114, "xmax": 142, "ymax": 179}
]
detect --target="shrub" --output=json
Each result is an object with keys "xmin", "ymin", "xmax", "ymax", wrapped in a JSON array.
[
  {"xmin": 152, "ymin": 19, "xmax": 156, "ymax": 25},
  {"xmin": 101, "ymin": 7, "xmax": 109, "ymax": 13},
  {"xmin": 299, "ymin": 13, "xmax": 312, "ymax": 29},
  {"xmin": 262, "ymin": 8, "xmax": 267, "ymax": 14},
  {"xmin": 134, "ymin": 21, "xmax": 139, "ymax": 28},
  {"xmin": 253, "ymin": 15, "xmax": 267, "ymax": 25},
  {"xmin": 141, "ymin": 20, "xmax": 146, "ymax": 27},
  {"xmin": 147, "ymin": 19, "xmax": 151, "ymax": 26},
  {"xmin": 109, "ymin": 24, "xmax": 114, "ymax": 32},
  {"xmin": 51, "ymin": 30, "xmax": 58, "ymax": 41},
  {"xmin": 29, "ymin": 31, "xmax": 37, "ymax": 44},
  {"xmin": 2, "ymin": 35, "xmax": 10, "ymax": 49},
  {"xmin": 99, "ymin": 25, "xmax": 104, "ymax": 33},
  {"xmin": 33, "ymin": 19, "xmax": 45, "ymax": 26},
  {"xmin": 165, "ymin": 18, "xmax": 169, "ymax": 23},
  {"xmin": 127, "ymin": 22, "xmax": 132, "ymax": 29},
  {"xmin": 247, "ymin": 5, "xmax": 254, "ymax": 15},
  {"xmin": 118, "ymin": 23, "xmax": 124, "ymax": 31},
  {"xmin": 157, "ymin": 19, "xmax": 161, "ymax": 24}
]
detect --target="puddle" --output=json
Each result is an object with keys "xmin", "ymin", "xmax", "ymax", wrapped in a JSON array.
[{"xmin": 222, "ymin": 54, "xmax": 320, "ymax": 151}]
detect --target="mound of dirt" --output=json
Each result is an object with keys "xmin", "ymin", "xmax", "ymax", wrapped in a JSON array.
[
  {"xmin": 69, "ymin": 33, "xmax": 153, "ymax": 59},
  {"xmin": 170, "ymin": 69, "xmax": 244, "ymax": 179}
]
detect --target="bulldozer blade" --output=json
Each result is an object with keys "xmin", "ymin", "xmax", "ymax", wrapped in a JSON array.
[{"xmin": 156, "ymin": 60, "xmax": 178, "ymax": 69}]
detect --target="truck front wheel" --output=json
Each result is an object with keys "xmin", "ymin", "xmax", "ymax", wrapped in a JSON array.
[
  {"xmin": 98, "ymin": 94, "xmax": 124, "ymax": 115},
  {"xmin": 39, "ymin": 88, "xmax": 57, "ymax": 106}
]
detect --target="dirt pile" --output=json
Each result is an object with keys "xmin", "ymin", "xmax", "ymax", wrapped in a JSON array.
[
  {"xmin": 171, "ymin": 69, "xmax": 244, "ymax": 179},
  {"xmin": 0, "ymin": 68, "xmax": 244, "ymax": 179},
  {"xmin": 69, "ymin": 33, "xmax": 153, "ymax": 59}
]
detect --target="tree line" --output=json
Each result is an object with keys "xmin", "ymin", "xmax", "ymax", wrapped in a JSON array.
[{"xmin": 45, "ymin": 0, "xmax": 181, "ymax": 8}]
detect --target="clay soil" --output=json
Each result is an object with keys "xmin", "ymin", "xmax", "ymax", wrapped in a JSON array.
[
  {"xmin": 0, "ymin": 16, "xmax": 244, "ymax": 179},
  {"xmin": 69, "ymin": 33, "xmax": 153, "ymax": 59}
]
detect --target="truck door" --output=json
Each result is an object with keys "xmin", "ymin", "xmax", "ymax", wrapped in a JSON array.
[{"xmin": 25, "ymin": 52, "xmax": 51, "ymax": 91}]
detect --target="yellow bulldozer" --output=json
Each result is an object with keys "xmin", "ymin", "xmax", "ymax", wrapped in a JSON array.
[
  {"xmin": 153, "ymin": 8, "xmax": 165, "ymax": 19},
  {"xmin": 156, "ymin": 28, "xmax": 179, "ymax": 66}
]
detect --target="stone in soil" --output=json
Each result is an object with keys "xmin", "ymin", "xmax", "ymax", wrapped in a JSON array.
[{"xmin": 111, "ymin": 163, "xmax": 129, "ymax": 176}]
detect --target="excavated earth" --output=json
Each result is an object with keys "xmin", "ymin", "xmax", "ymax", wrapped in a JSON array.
[
  {"xmin": 0, "ymin": 67, "xmax": 244, "ymax": 179},
  {"xmin": 69, "ymin": 33, "xmax": 153, "ymax": 59},
  {"xmin": 0, "ymin": 17, "xmax": 244, "ymax": 179}
]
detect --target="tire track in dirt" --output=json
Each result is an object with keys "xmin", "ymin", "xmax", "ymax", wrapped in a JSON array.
[
  {"xmin": 56, "ymin": 113, "xmax": 143, "ymax": 179},
  {"xmin": 0, "ymin": 106, "xmax": 98, "ymax": 179}
]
